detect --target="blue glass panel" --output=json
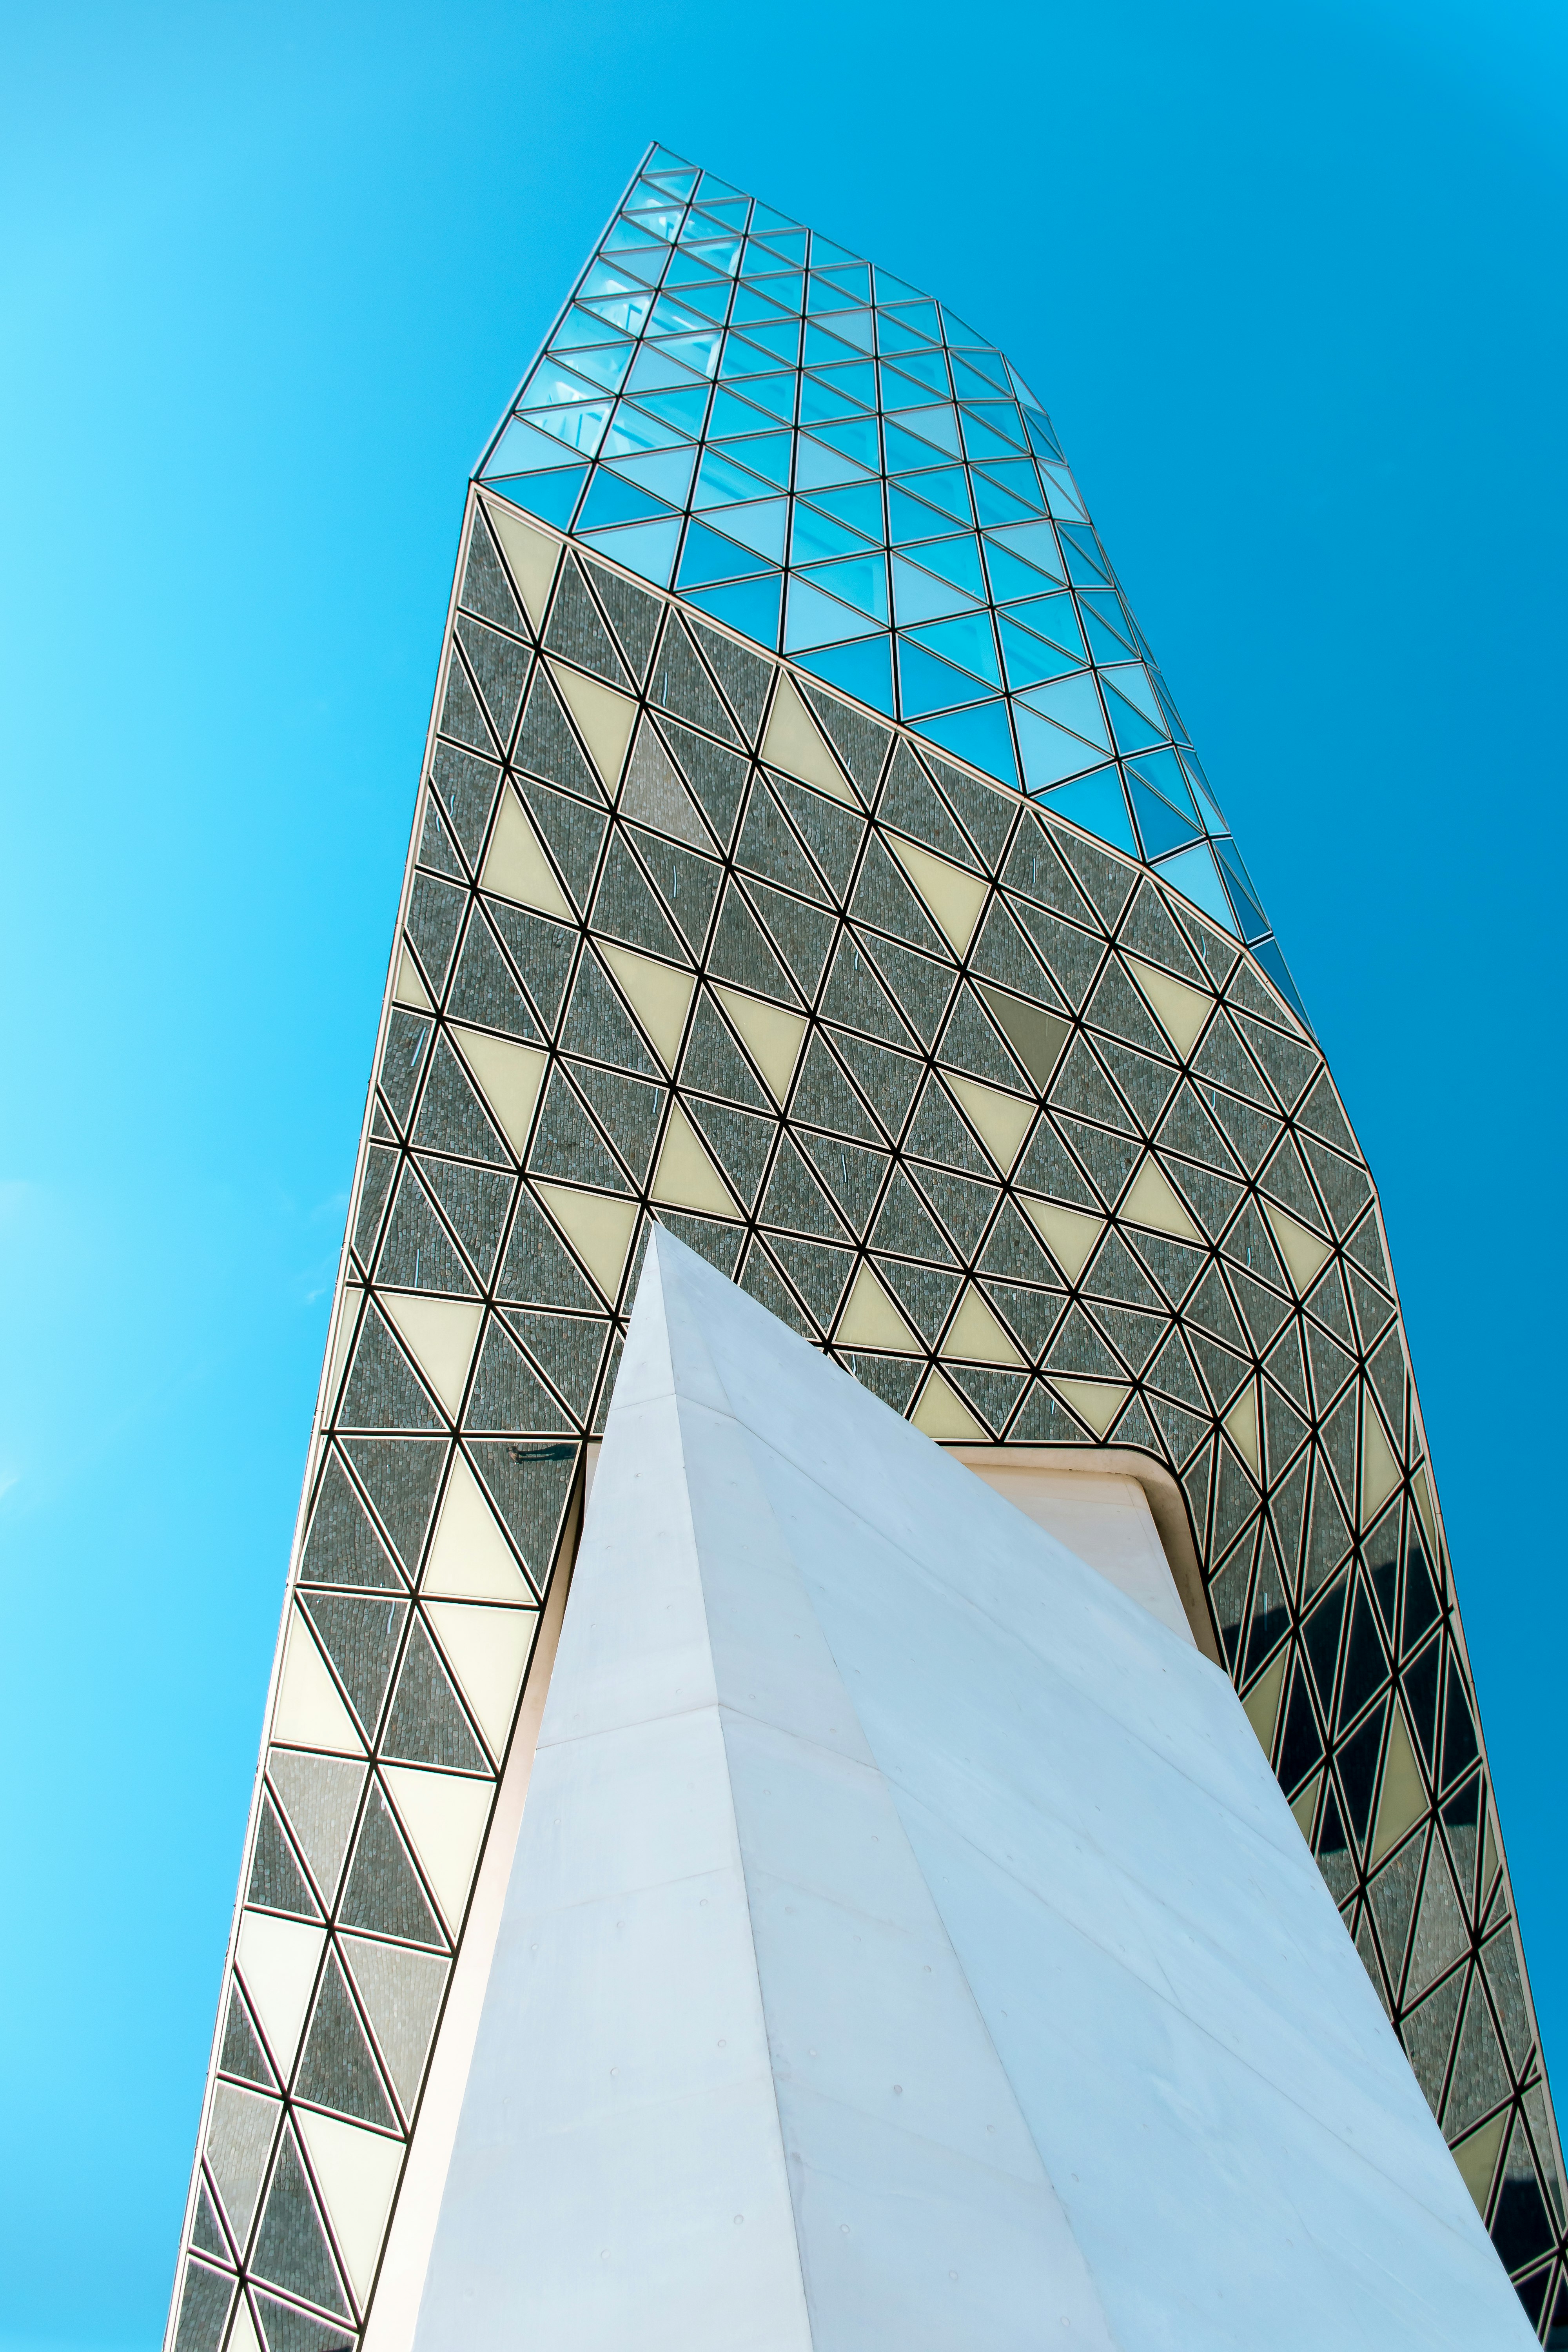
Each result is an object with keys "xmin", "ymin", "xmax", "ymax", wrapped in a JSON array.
[
  {"xmin": 947, "ymin": 344, "xmax": 1008, "ymax": 391},
  {"xmin": 660, "ymin": 330, "xmax": 721, "ymax": 377},
  {"xmin": 578, "ymin": 516, "xmax": 681, "ymax": 586},
  {"xmin": 997, "ymin": 614, "xmax": 1083, "ymax": 690},
  {"xmin": 711, "ymin": 431, "xmax": 794, "ymax": 487},
  {"xmin": 750, "ymin": 204, "xmax": 800, "ymax": 236},
  {"xmin": 736, "ymin": 373, "xmax": 799, "ymax": 422},
  {"xmin": 485, "ymin": 469, "xmax": 586, "ymax": 529},
  {"xmin": 605, "ymin": 215, "xmax": 669, "ymax": 256},
  {"xmin": 810, "ymin": 359, "xmax": 877, "ymax": 407},
  {"xmin": 550, "ymin": 338, "xmax": 634, "ymax": 393},
  {"xmin": 902, "ymin": 612, "xmax": 1001, "ymax": 687},
  {"xmin": 753, "ymin": 229, "xmax": 809, "ymax": 265},
  {"xmin": 1102, "ymin": 680, "xmax": 1168, "ymax": 757},
  {"xmin": 881, "ymin": 300, "xmax": 942, "ymax": 344},
  {"xmin": 898, "ymin": 639, "xmax": 987, "ymax": 719},
  {"xmin": 702, "ymin": 498, "xmax": 788, "ymax": 561},
  {"xmin": 710, "ymin": 387, "xmax": 791, "ymax": 438},
  {"xmin": 803, "ymin": 319, "xmax": 862, "ymax": 368},
  {"xmin": 582, "ymin": 289, "xmax": 653, "ymax": 335},
  {"xmin": 649, "ymin": 294, "xmax": 710, "ymax": 335},
  {"xmin": 684, "ymin": 574, "xmax": 783, "ymax": 646},
  {"xmin": 797, "ymin": 552, "xmax": 888, "ymax": 622},
  {"xmin": 554, "ymin": 305, "xmax": 630, "ymax": 351},
  {"xmin": 1214, "ymin": 839, "xmax": 1270, "ymax": 941},
  {"xmin": 1079, "ymin": 599, "xmax": 1136, "ymax": 664},
  {"xmin": 485, "ymin": 416, "xmax": 578, "ymax": 476},
  {"xmin": 1039, "ymin": 463, "xmax": 1088, "ymax": 522},
  {"xmin": 634, "ymin": 383, "xmax": 711, "ymax": 434},
  {"xmin": 1129, "ymin": 779, "xmax": 1200, "ymax": 860},
  {"xmin": 969, "ymin": 472, "xmax": 1039, "ymax": 528},
  {"xmin": 1100, "ymin": 662, "xmax": 1163, "ymax": 728},
  {"xmin": 793, "ymin": 504, "xmax": 871, "ymax": 564},
  {"xmin": 813, "ymin": 261, "xmax": 872, "ymax": 303},
  {"xmin": 627, "ymin": 346, "xmax": 706, "ymax": 397},
  {"xmin": 791, "ymin": 434, "xmax": 867, "ymax": 491},
  {"xmin": 1038, "ymin": 768, "xmax": 1138, "ymax": 855},
  {"xmin": 806, "ymin": 414, "xmax": 881, "ymax": 470},
  {"xmin": 961, "ymin": 412, "xmax": 1027, "ymax": 465},
  {"xmin": 803, "ymin": 482, "xmax": 885, "ymax": 542},
  {"xmin": 1017, "ymin": 671, "xmax": 1111, "ymax": 750},
  {"xmin": 888, "ymin": 485, "xmax": 965, "ymax": 545},
  {"xmin": 678, "ymin": 519, "xmax": 770, "ymax": 586},
  {"xmin": 1056, "ymin": 525, "xmax": 1112, "ymax": 586},
  {"xmin": 800, "ymin": 376, "xmax": 867, "ymax": 428},
  {"xmin": 731, "ymin": 281, "xmax": 797, "ymax": 326},
  {"xmin": 785, "ymin": 577, "xmax": 880, "ymax": 653},
  {"xmin": 872, "ymin": 265, "xmax": 924, "ymax": 303},
  {"xmin": 879, "ymin": 350, "xmax": 949, "ymax": 402},
  {"xmin": 808, "ymin": 234, "xmax": 860, "ymax": 269},
  {"xmin": 1004, "ymin": 592, "xmax": 1085, "ymax": 658},
  {"xmin": 724, "ymin": 319, "xmax": 799, "ymax": 367},
  {"xmin": 794, "ymin": 635, "xmax": 895, "ymax": 715},
  {"xmin": 884, "ymin": 412, "xmax": 961, "ymax": 468},
  {"xmin": 973, "ymin": 458, "xmax": 1043, "ymax": 514},
  {"xmin": 1156, "ymin": 842, "xmax": 1239, "ymax": 935},
  {"xmin": 1020, "ymin": 404, "xmax": 1063, "ymax": 458},
  {"xmin": 984, "ymin": 523, "xmax": 1065, "ymax": 584},
  {"xmin": 606, "ymin": 446, "xmax": 697, "ymax": 503},
  {"xmin": 824, "ymin": 308, "xmax": 874, "ymax": 353},
  {"xmin": 580, "ymin": 471, "xmax": 672, "ymax": 530},
  {"xmin": 521, "ymin": 358, "xmax": 607, "ymax": 407},
  {"xmin": 1015, "ymin": 711, "xmax": 1114, "ymax": 791},
  {"xmin": 695, "ymin": 448, "xmax": 779, "ymax": 507},
  {"xmin": 892, "ymin": 555, "xmax": 982, "ymax": 626},
  {"xmin": 517, "ymin": 401, "xmax": 610, "ymax": 457},
  {"xmin": 900, "ymin": 534, "xmax": 984, "ymax": 597},
  {"xmin": 603, "ymin": 404, "xmax": 687, "ymax": 458},
  {"xmin": 583, "ymin": 259, "xmax": 655, "ymax": 305},
  {"xmin": 659, "ymin": 272, "xmax": 729, "ymax": 319},
  {"xmin": 1252, "ymin": 939, "xmax": 1310, "ymax": 1027},
  {"xmin": 889, "ymin": 466, "xmax": 971, "ymax": 525},
  {"xmin": 605, "ymin": 242, "xmax": 667, "ymax": 289},
  {"xmin": 913, "ymin": 701, "xmax": 1020, "ymax": 789},
  {"xmin": 1183, "ymin": 757, "xmax": 1228, "ymax": 835},
  {"xmin": 699, "ymin": 197, "xmax": 751, "ymax": 228}
]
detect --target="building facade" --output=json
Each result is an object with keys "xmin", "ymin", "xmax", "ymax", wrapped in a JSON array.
[{"xmin": 165, "ymin": 147, "xmax": 1566, "ymax": 2351}]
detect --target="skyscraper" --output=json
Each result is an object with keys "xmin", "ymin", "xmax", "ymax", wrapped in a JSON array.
[{"xmin": 165, "ymin": 145, "xmax": 1565, "ymax": 2350}]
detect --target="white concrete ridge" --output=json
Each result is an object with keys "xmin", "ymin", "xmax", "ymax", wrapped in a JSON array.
[{"xmin": 413, "ymin": 1227, "xmax": 1532, "ymax": 2352}]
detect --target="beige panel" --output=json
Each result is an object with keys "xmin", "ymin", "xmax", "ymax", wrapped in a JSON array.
[
  {"xmin": 323, "ymin": 1287, "xmax": 363, "ymax": 1422},
  {"xmin": 393, "ymin": 946, "xmax": 433, "ymax": 1012},
  {"xmin": 1412, "ymin": 1461, "xmax": 1439, "ymax": 1561},
  {"xmin": 235, "ymin": 1912, "xmax": 325, "ymax": 2080},
  {"xmin": 1051, "ymin": 1377, "xmax": 1129, "ymax": 1438},
  {"xmin": 227, "ymin": 2293, "xmax": 264, "ymax": 2352},
  {"xmin": 945, "ymin": 1072, "xmax": 1034, "ymax": 1174},
  {"xmin": 273, "ymin": 1608, "xmax": 365, "ymax": 1756},
  {"xmin": 601, "ymin": 943, "xmax": 697, "ymax": 1071},
  {"xmin": 912, "ymin": 1370, "xmax": 986, "ymax": 1441},
  {"xmin": 422, "ymin": 1453, "xmax": 533, "ymax": 1602},
  {"xmin": 714, "ymin": 984, "xmax": 808, "ymax": 1100},
  {"xmin": 650, "ymin": 1103, "xmax": 738, "ymax": 1216},
  {"xmin": 1370, "ymin": 1702, "xmax": 1427, "ymax": 1865},
  {"xmin": 1019, "ymin": 1196, "xmax": 1104, "ymax": 1282},
  {"xmin": 480, "ymin": 495, "xmax": 560, "ymax": 628},
  {"xmin": 381, "ymin": 1762, "xmax": 497, "ymax": 1934},
  {"xmin": 1361, "ymin": 1397, "xmax": 1401, "ymax": 1525},
  {"xmin": 1224, "ymin": 1382, "xmax": 1260, "ymax": 1474},
  {"xmin": 1125, "ymin": 953, "xmax": 1213, "ymax": 1057},
  {"xmin": 479, "ymin": 790, "xmax": 573, "ymax": 918},
  {"xmin": 294, "ymin": 2109, "xmax": 405, "ymax": 2304},
  {"xmin": 835, "ymin": 1263, "xmax": 919, "ymax": 1352},
  {"xmin": 1263, "ymin": 1199, "xmax": 1332, "ymax": 1294},
  {"xmin": 1121, "ymin": 1156, "xmax": 1201, "ymax": 1242},
  {"xmin": 532, "ymin": 1181, "xmax": 639, "ymax": 1300},
  {"xmin": 425, "ymin": 1602, "xmax": 537, "ymax": 1760},
  {"xmin": 760, "ymin": 672, "xmax": 855, "ymax": 802},
  {"xmin": 450, "ymin": 1029, "xmax": 546, "ymax": 1157},
  {"xmin": 888, "ymin": 836, "xmax": 988, "ymax": 955},
  {"xmin": 551, "ymin": 661, "xmax": 638, "ymax": 792},
  {"xmin": 380, "ymin": 1296, "xmax": 485, "ymax": 1420},
  {"xmin": 1452, "ymin": 2109, "xmax": 1510, "ymax": 2216},
  {"xmin": 943, "ymin": 1287, "xmax": 1026, "ymax": 1367},
  {"xmin": 1243, "ymin": 1648, "xmax": 1289, "ymax": 1759},
  {"xmin": 205, "ymin": 2082, "xmax": 279, "ymax": 2247},
  {"xmin": 1290, "ymin": 1769, "xmax": 1323, "ymax": 1839}
]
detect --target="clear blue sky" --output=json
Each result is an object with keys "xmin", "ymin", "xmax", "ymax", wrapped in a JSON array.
[{"xmin": 2, "ymin": 3, "xmax": 1564, "ymax": 2345}]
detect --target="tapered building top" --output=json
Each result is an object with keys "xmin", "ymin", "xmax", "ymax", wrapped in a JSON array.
[{"xmin": 477, "ymin": 145, "xmax": 1300, "ymax": 1018}]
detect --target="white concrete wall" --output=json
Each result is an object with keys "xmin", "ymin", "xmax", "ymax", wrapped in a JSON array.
[
  {"xmin": 963, "ymin": 1461, "xmax": 1194, "ymax": 1644},
  {"xmin": 412, "ymin": 1230, "xmax": 1533, "ymax": 2352}
]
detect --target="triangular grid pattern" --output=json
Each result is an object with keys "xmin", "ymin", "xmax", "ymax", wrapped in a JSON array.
[
  {"xmin": 167, "ymin": 176, "xmax": 1564, "ymax": 2352},
  {"xmin": 475, "ymin": 144, "xmax": 1303, "ymax": 1021}
]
